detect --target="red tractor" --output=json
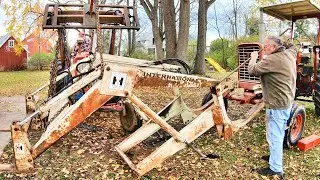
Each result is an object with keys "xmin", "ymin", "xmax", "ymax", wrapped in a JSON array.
[
  {"xmin": 260, "ymin": 0, "xmax": 320, "ymax": 114},
  {"xmin": 203, "ymin": 0, "xmax": 320, "ymax": 148},
  {"xmin": 236, "ymin": 0, "xmax": 320, "ymax": 147}
]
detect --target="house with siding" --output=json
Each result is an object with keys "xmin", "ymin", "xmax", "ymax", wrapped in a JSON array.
[
  {"xmin": 0, "ymin": 33, "xmax": 27, "ymax": 71},
  {"xmin": 23, "ymin": 33, "xmax": 54, "ymax": 58}
]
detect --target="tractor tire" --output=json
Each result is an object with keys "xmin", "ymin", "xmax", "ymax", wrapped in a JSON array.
[
  {"xmin": 201, "ymin": 92, "xmax": 228, "ymax": 111},
  {"xmin": 314, "ymin": 80, "xmax": 320, "ymax": 116},
  {"xmin": 106, "ymin": 96, "xmax": 122, "ymax": 104},
  {"xmin": 155, "ymin": 58, "xmax": 192, "ymax": 74},
  {"xmin": 119, "ymin": 102, "xmax": 142, "ymax": 134},
  {"xmin": 284, "ymin": 105, "xmax": 306, "ymax": 148}
]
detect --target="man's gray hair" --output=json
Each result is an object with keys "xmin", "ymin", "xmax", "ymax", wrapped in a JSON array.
[{"xmin": 266, "ymin": 35, "xmax": 283, "ymax": 47}]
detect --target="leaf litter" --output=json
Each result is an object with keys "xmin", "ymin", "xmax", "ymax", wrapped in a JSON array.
[{"xmin": 0, "ymin": 87, "xmax": 319, "ymax": 179}]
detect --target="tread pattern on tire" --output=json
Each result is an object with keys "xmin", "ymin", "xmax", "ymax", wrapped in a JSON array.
[
  {"xmin": 284, "ymin": 105, "xmax": 306, "ymax": 148},
  {"xmin": 313, "ymin": 47, "xmax": 320, "ymax": 116}
]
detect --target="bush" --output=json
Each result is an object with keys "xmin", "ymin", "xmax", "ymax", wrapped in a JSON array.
[
  {"xmin": 28, "ymin": 52, "xmax": 54, "ymax": 70},
  {"xmin": 207, "ymin": 38, "xmax": 235, "ymax": 70},
  {"xmin": 207, "ymin": 35, "xmax": 259, "ymax": 70},
  {"xmin": 130, "ymin": 49, "xmax": 155, "ymax": 60}
]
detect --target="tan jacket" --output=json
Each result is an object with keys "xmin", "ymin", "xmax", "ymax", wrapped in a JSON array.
[{"xmin": 248, "ymin": 48, "xmax": 297, "ymax": 109}]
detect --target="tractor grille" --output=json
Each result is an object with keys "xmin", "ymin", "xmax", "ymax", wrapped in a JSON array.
[{"xmin": 238, "ymin": 44, "xmax": 261, "ymax": 83}]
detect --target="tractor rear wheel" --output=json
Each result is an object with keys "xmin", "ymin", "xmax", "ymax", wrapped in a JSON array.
[
  {"xmin": 119, "ymin": 102, "xmax": 142, "ymax": 134},
  {"xmin": 201, "ymin": 92, "xmax": 228, "ymax": 111},
  {"xmin": 284, "ymin": 105, "xmax": 306, "ymax": 148},
  {"xmin": 314, "ymin": 80, "xmax": 320, "ymax": 116}
]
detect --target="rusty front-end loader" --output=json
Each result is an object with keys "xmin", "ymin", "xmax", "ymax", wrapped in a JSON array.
[{"xmin": 0, "ymin": 1, "xmax": 266, "ymax": 177}]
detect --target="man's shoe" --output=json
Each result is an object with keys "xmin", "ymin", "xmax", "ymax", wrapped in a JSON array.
[
  {"xmin": 257, "ymin": 167, "xmax": 284, "ymax": 178},
  {"xmin": 261, "ymin": 155, "xmax": 269, "ymax": 162}
]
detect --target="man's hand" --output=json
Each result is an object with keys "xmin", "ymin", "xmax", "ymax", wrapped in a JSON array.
[
  {"xmin": 250, "ymin": 51, "xmax": 259, "ymax": 61},
  {"xmin": 249, "ymin": 51, "xmax": 259, "ymax": 67},
  {"xmin": 283, "ymin": 41, "xmax": 294, "ymax": 49}
]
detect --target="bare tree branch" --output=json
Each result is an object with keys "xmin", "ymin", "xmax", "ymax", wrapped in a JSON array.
[
  {"xmin": 140, "ymin": 0, "xmax": 153, "ymax": 20},
  {"xmin": 116, "ymin": 0, "xmax": 124, "ymax": 5},
  {"xmin": 206, "ymin": 0, "xmax": 216, "ymax": 8}
]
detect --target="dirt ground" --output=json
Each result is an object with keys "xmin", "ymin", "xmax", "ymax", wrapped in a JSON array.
[
  {"xmin": 0, "ymin": 86, "xmax": 319, "ymax": 179},
  {"xmin": 0, "ymin": 96, "xmax": 26, "ymax": 155}
]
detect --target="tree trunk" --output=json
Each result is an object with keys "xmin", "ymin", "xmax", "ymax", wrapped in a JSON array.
[
  {"xmin": 232, "ymin": 0, "xmax": 238, "ymax": 40},
  {"xmin": 177, "ymin": 0, "xmax": 190, "ymax": 61},
  {"xmin": 131, "ymin": 0, "xmax": 137, "ymax": 53},
  {"xmin": 127, "ymin": 0, "xmax": 132, "ymax": 56},
  {"xmin": 153, "ymin": 25, "xmax": 164, "ymax": 60},
  {"xmin": 132, "ymin": 29, "xmax": 136, "ymax": 53},
  {"xmin": 140, "ymin": 0, "xmax": 164, "ymax": 60},
  {"xmin": 163, "ymin": 0, "xmax": 177, "ymax": 58},
  {"xmin": 193, "ymin": 1, "xmax": 208, "ymax": 75}
]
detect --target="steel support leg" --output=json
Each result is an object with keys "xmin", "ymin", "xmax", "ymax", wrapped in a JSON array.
[{"xmin": 31, "ymin": 80, "xmax": 112, "ymax": 158}]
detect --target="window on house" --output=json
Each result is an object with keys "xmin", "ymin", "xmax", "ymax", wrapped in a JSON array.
[{"xmin": 8, "ymin": 40, "xmax": 14, "ymax": 48}]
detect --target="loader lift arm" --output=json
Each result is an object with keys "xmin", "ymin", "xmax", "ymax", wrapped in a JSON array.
[{"xmin": 0, "ymin": 0, "xmax": 266, "ymax": 176}]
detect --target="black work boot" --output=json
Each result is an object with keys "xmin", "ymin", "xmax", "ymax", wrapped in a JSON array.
[
  {"xmin": 261, "ymin": 155, "xmax": 270, "ymax": 162},
  {"xmin": 257, "ymin": 167, "xmax": 284, "ymax": 179}
]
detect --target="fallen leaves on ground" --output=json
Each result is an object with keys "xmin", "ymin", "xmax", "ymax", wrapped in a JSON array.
[{"xmin": 0, "ymin": 86, "xmax": 319, "ymax": 179}]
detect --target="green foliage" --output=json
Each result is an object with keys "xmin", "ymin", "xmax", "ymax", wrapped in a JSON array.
[
  {"xmin": 2, "ymin": 0, "xmax": 43, "ymax": 55},
  {"xmin": 207, "ymin": 38, "xmax": 235, "ymax": 70},
  {"xmin": 0, "ymin": 70, "xmax": 49, "ymax": 96},
  {"xmin": 207, "ymin": 35, "xmax": 259, "ymax": 70},
  {"xmin": 130, "ymin": 50, "xmax": 155, "ymax": 61},
  {"xmin": 256, "ymin": 0, "xmax": 280, "ymax": 6},
  {"xmin": 247, "ymin": 16, "xmax": 260, "ymax": 36},
  {"xmin": 28, "ymin": 52, "xmax": 54, "ymax": 69},
  {"xmin": 187, "ymin": 39, "xmax": 197, "ymax": 64}
]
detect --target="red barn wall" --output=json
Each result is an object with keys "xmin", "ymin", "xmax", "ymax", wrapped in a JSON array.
[
  {"xmin": 0, "ymin": 37, "xmax": 27, "ymax": 71},
  {"xmin": 23, "ymin": 34, "xmax": 52, "ymax": 57}
]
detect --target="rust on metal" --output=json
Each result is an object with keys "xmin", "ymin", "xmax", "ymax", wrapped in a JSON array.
[
  {"xmin": 238, "ymin": 81, "xmax": 261, "ymax": 91},
  {"xmin": 211, "ymin": 105, "xmax": 224, "ymax": 125},
  {"xmin": 99, "ymin": 65, "xmax": 138, "ymax": 97},
  {"xmin": 109, "ymin": 30, "xmax": 116, "ymax": 55},
  {"xmin": 58, "ymin": 30, "xmax": 65, "ymax": 68},
  {"xmin": 43, "ymin": 4, "xmax": 140, "ymax": 30},
  {"xmin": 0, "ymin": 164, "xmax": 15, "ymax": 172},
  {"xmin": 25, "ymin": 95, "xmax": 36, "ymax": 114},
  {"xmin": 231, "ymin": 102, "xmax": 265, "ymax": 132},
  {"xmin": 128, "ymin": 93, "xmax": 185, "ymax": 143},
  {"xmin": 136, "ymin": 69, "xmax": 218, "ymax": 88},
  {"xmin": 229, "ymin": 92, "xmax": 256, "ymax": 104},
  {"xmin": 133, "ymin": 108, "xmax": 215, "ymax": 176},
  {"xmin": 223, "ymin": 125, "xmax": 233, "ymax": 140},
  {"xmin": 11, "ymin": 124, "xmax": 34, "ymax": 172},
  {"xmin": 31, "ymin": 84, "xmax": 112, "ymax": 159}
]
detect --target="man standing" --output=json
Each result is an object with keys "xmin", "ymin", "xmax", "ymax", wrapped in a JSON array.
[
  {"xmin": 71, "ymin": 31, "xmax": 91, "ymax": 57},
  {"xmin": 248, "ymin": 36, "xmax": 297, "ymax": 178}
]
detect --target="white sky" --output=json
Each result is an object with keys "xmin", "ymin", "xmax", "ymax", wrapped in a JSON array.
[
  {"xmin": 0, "ymin": 7, "xmax": 6, "ymax": 36},
  {"xmin": 0, "ymin": 1, "xmax": 219, "ymax": 46}
]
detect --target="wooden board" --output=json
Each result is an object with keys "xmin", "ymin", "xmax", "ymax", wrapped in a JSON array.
[{"xmin": 262, "ymin": 0, "xmax": 320, "ymax": 20}]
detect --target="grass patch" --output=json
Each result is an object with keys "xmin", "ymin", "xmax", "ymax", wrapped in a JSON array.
[{"xmin": 0, "ymin": 70, "xmax": 49, "ymax": 96}]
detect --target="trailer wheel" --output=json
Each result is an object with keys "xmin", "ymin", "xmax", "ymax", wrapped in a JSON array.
[
  {"xmin": 119, "ymin": 102, "xmax": 142, "ymax": 133},
  {"xmin": 201, "ymin": 92, "xmax": 228, "ymax": 111},
  {"xmin": 284, "ymin": 105, "xmax": 306, "ymax": 148}
]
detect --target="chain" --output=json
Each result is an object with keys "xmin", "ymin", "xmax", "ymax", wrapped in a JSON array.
[
  {"xmin": 95, "ymin": 0, "xmax": 104, "ymax": 74},
  {"xmin": 89, "ymin": 29, "xmax": 96, "ymax": 68},
  {"xmin": 90, "ymin": 29, "xmax": 95, "ymax": 52},
  {"xmin": 62, "ymin": 28, "xmax": 71, "ymax": 68},
  {"xmin": 48, "ymin": 32, "xmax": 60, "ymax": 98},
  {"xmin": 45, "ymin": 102, "xmax": 70, "ymax": 131}
]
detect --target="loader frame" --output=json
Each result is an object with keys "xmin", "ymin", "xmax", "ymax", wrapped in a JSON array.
[
  {"xmin": 1, "ymin": 1, "xmax": 266, "ymax": 177},
  {"xmin": 4, "ymin": 60, "xmax": 265, "ymax": 176}
]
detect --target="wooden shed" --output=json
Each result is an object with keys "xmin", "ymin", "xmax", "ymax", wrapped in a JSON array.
[{"xmin": 0, "ymin": 33, "xmax": 27, "ymax": 71}]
